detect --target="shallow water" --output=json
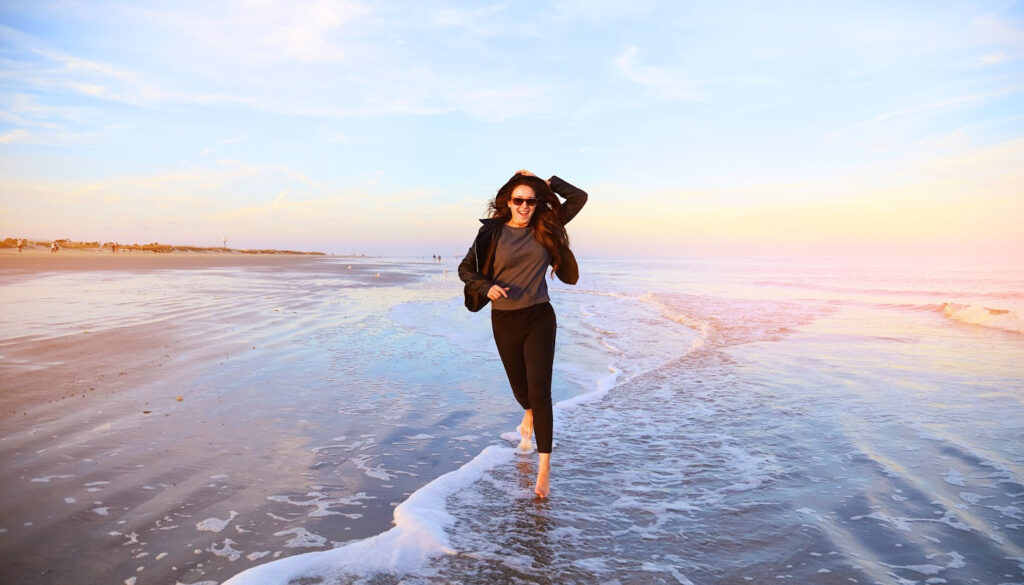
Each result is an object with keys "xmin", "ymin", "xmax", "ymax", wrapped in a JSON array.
[
  {"xmin": 218, "ymin": 256, "xmax": 1024, "ymax": 585},
  {"xmin": 2, "ymin": 256, "xmax": 1022, "ymax": 585}
]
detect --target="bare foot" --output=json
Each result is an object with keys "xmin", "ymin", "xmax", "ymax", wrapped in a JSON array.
[
  {"xmin": 535, "ymin": 453, "xmax": 550, "ymax": 498},
  {"xmin": 517, "ymin": 410, "xmax": 534, "ymax": 452}
]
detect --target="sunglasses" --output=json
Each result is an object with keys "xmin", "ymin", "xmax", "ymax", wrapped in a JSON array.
[{"xmin": 510, "ymin": 197, "xmax": 538, "ymax": 207}]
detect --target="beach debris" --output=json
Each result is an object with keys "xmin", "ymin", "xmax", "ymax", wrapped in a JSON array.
[
  {"xmin": 374, "ymin": 272, "xmax": 381, "ymax": 277},
  {"xmin": 142, "ymin": 410, "xmax": 152, "ymax": 414},
  {"xmin": 175, "ymin": 396, "xmax": 184, "ymax": 402}
]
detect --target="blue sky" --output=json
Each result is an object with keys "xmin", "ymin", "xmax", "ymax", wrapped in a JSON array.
[{"xmin": 1, "ymin": 0, "xmax": 1022, "ymax": 256}]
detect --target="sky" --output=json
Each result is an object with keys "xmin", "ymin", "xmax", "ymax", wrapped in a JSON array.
[{"xmin": 1, "ymin": 0, "xmax": 1022, "ymax": 257}]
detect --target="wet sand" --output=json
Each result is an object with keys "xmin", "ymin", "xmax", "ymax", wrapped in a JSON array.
[
  {"xmin": 0, "ymin": 252, "xmax": 454, "ymax": 585},
  {"xmin": 0, "ymin": 248, "xmax": 333, "ymax": 282}
]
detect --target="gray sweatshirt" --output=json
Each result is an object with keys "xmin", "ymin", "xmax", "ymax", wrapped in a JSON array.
[{"xmin": 490, "ymin": 225, "xmax": 551, "ymax": 311}]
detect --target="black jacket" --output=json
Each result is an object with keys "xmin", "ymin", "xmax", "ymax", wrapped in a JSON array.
[{"xmin": 458, "ymin": 176, "xmax": 588, "ymax": 312}]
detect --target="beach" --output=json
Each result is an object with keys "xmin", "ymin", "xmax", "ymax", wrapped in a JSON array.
[
  {"xmin": 1, "ymin": 251, "xmax": 1022, "ymax": 585},
  {"xmin": 1, "ymin": 251, "xmax": 453, "ymax": 584}
]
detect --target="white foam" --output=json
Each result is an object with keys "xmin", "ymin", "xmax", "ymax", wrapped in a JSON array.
[
  {"xmin": 274, "ymin": 527, "xmax": 327, "ymax": 548},
  {"xmin": 196, "ymin": 511, "xmax": 239, "ymax": 533},
  {"xmin": 555, "ymin": 366, "xmax": 621, "ymax": 411},
  {"xmin": 208, "ymin": 538, "xmax": 243, "ymax": 561},
  {"xmin": 30, "ymin": 474, "xmax": 74, "ymax": 483},
  {"xmin": 266, "ymin": 491, "xmax": 371, "ymax": 518},
  {"xmin": 941, "ymin": 302, "xmax": 1024, "ymax": 334},
  {"xmin": 223, "ymin": 445, "xmax": 512, "ymax": 584},
  {"xmin": 959, "ymin": 492, "xmax": 987, "ymax": 505},
  {"xmin": 942, "ymin": 468, "xmax": 967, "ymax": 487},
  {"xmin": 350, "ymin": 455, "xmax": 393, "ymax": 481}
]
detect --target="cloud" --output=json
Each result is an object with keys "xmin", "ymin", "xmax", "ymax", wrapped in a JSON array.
[
  {"xmin": 0, "ymin": 127, "xmax": 99, "ymax": 146},
  {"xmin": 552, "ymin": 0, "xmax": 656, "ymax": 21},
  {"xmin": 34, "ymin": 48, "xmax": 140, "ymax": 82},
  {"xmin": 980, "ymin": 52, "xmax": 1009, "ymax": 66},
  {"xmin": 0, "ymin": 129, "xmax": 30, "ymax": 144},
  {"xmin": 142, "ymin": 0, "xmax": 369, "ymax": 65},
  {"xmin": 613, "ymin": 46, "xmax": 697, "ymax": 100},
  {"xmin": 319, "ymin": 125, "xmax": 352, "ymax": 143},
  {"xmin": 432, "ymin": 4, "xmax": 509, "ymax": 28},
  {"xmin": 214, "ymin": 159, "xmax": 327, "ymax": 191},
  {"xmin": 0, "ymin": 94, "xmax": 80, "ymax": 128},
  {"xmin": 826, "ymin": 88, "xmax": 1022, "ymax": 152},
  {"xmin": 973, "ymin": 15, "xmax": 1024, "ymax": 56}
]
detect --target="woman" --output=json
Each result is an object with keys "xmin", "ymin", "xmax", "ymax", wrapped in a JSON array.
[{"xmin": 458, "ymin": 169, "xmax": 587, "ymax": 498}]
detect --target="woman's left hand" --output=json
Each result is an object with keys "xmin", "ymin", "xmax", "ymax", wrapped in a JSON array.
[{"xmin": 516, "ymin": 169, "xmax": 550, "ymax": 186}]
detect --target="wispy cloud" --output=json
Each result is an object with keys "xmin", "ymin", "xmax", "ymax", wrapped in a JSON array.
[
  {"xmin": 432, "ymin": 3, "xmax": 509, "ymax": 28},
  {"xmin": 613, "ymin": 46, "xmax": 697, "ymax": 100},
  {"xmin": 136, "ymin": 0, "xmax": 370, "ymax": 65},
  {"xmin": 2, "ymin": 2, "xmax": 1022, "ymax": 254},
  {"xmin": 0, "ymin": 129, "xmax": 30, "ymax": 143},
  {"xmin": 827, "ymin": 89, "xmax": 1020, "ymax": 142}
]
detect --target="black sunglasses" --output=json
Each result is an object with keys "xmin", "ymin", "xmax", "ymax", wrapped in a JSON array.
[{"xmin": 510, "ymin": 197, "xmax": 538, "ymax": 207}]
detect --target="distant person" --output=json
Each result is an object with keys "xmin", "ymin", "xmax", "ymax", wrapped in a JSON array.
[
  {"xmin": 458, "ymin": 169, "xmax": 587, "ymax": 498},
  {"xmin": 50, "ymin": 241, "xmax": 59, "ymax": 253},
  {"xmin": 17, "ymin": 238, "xmax": 23, "ymax": 253}
]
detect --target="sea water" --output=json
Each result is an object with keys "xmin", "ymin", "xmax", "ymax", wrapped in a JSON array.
[{"xmin": 222, "ymin": 256, "xmax": 1024, "ymax": 585}]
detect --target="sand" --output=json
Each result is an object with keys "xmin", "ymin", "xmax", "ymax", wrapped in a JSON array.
[
  {"xmin": 0, "ymin": 251, "xmax": 418, "ymax": 585},
  {"xmin": 0, "ymin": 248, "xmax": 332, "ymax": 281}
]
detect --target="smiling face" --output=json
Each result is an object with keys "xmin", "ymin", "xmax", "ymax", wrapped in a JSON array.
[{"xmin": 506, "ymin": 184, "xmax": 537, "ymax": 227}]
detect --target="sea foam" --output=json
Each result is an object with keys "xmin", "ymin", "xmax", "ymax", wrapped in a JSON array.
[
  {"xmin": 940, "ymin": 302, "xmax": 1024, "ymax": 334},
  {"xmin": 222, "ymin": 446, "xmax": 513, "ymax": 584}
]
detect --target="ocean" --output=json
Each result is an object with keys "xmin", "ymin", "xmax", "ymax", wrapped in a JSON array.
[{"xmin": 1, "ymin": 255, "xmax": 1022, "ymax": 585}]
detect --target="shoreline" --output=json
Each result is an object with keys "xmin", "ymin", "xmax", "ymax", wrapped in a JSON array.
[
  {"xmin": 0, "ymin": 248, "xmax": 355, "ymax": 277},
  {"xmin": 0, "ymin": 255, "xmax": 451, "ymax": 585}
]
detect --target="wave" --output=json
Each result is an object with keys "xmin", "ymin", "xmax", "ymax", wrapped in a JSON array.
[
  {"xmin": 876, "ymin": 302, "xmax": 1023, "ymax": 334},
  {"xmin": 560, "ymin": 288, "xmax": 712, "ymax": 353},
  {"xmin": 750, "ymin": 280, "xmax": 1015, "ymax": 301},
  {"xmin": 938, "ymin": 302, "xmax": 1024, "ymax": 334}
]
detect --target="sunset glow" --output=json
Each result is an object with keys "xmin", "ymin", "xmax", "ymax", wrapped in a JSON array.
[{"xmin": 1, "ymin": 1, "xmax": 1022, "ymax": 257}]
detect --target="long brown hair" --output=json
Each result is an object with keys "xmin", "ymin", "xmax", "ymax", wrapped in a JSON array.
[{"xmin": 488, "ymin": 173, "xmax": 569, "ymax": 276}]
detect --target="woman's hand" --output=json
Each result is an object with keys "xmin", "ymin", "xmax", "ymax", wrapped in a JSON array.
[
  {"xmin": 516, "ymin": 169, "xmax": 550, "ymax": 186},
  {"xmin": 487, "ymin": 284, "xmax": 510, "ymax": 300}
]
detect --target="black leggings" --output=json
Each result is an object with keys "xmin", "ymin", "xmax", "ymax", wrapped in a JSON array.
[{"xmin": 491, "ymin": 302, "xmax": 556, "ymax": 454}]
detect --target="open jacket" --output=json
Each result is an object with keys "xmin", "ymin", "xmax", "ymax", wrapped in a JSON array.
[{"xmin": 458, "ymin": 175, "xmax": 588, "ymax": 312}]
